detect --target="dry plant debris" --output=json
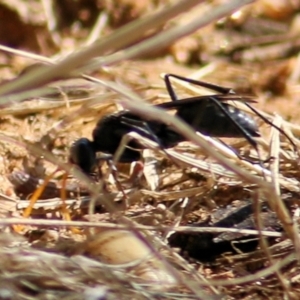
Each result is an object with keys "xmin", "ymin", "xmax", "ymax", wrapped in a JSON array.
[{"xmin": 1, "ymin": 0, "xmax": 300, "ymax": 299}]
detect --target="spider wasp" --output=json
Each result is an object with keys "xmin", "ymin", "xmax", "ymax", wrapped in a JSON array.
[{"xmin": 70, "ymin": 74, "xmax": 263, "ymax": 173}]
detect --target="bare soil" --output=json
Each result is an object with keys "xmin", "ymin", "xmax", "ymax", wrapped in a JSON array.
[{"xmin": 1, "ymin": 0, "xmax": 300, "ymax": 299}]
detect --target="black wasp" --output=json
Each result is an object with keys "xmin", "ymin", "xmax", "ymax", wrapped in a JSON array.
[{"xmin": 69, "ymin": 74, "xmax": 264, "ymax": 174}]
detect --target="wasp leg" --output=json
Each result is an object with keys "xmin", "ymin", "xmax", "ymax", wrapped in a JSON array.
[
  {"xmin": 22, "ymin": 169, "xmax": 58, "ymax": 218},
  {"xmin": 243, "ymin": 102, "xmax": 298, "ymax": 152},
  {"xmin": 162, "ymin": 74, "xmax": 270, "ymax": 171},
  {"xmin": 165, "ymin": 73, "xmax": 297, "ymax": 155},
  {"xmin": 163, "ymin": 74, "xmax": 258, "ymax": 146},
  {"xmin": 60, "ymin": 172, "xmax": 72, "ymax": 221},
  {"xmin": 96, "ymin": 154, "xmax": 128, "ymax": 201},
  {"xmin": 164, "ymin": 73, "xmax": 233, "ymax": 102},
  {"xmin": 16, "ymin": 169, "xmax": 76, "ymax": 233}
]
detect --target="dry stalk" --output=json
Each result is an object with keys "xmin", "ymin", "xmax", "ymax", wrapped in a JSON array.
[
  {"xmin": 0, "ymin": 0, "xmax": 254, "ymax": 98},
  {"xmin": 0, "ymin": 217, "xmax": 283, "ymax": 238},
  {"xmin": 0, "ymin": 0, "xmax": 206, "ymax": 97}
]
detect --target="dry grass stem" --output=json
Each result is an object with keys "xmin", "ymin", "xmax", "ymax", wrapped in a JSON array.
[{"xmin": 2, "ymin": 0, "xmax": 300, "ymax": 298}]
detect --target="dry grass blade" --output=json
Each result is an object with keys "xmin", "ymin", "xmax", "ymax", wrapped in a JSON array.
[
  {"xmin": 269, "ymin": 115, "xmax": 282, "ymax": 195},
  {"xmin": 85, "ymin": 0, "xmax": 256, "ymax": 70},
  {"xmin": 0, "ymin": 0, "xmax": 205, "ymax": 97},
  {"xmin": 203, "ymin": 252, "xmax": 296, "ymax": 287},
  {"xmin": 0, "ymin": 0, "xmax": 254, "ymax": 99},
  {"xmin": 3, "ymin": 0, "xmax": 300, "ymax": 298},
  {"xmin": 109, "ymin": 127, "xmax": 300, "ymax": 193},
  {"xmin": 0, "ymin": 218, "xmax": 283, "ymax": 238},
  {"xmin": 0, "ymin": 44, "xmax": 53, "ymax": 63}
]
